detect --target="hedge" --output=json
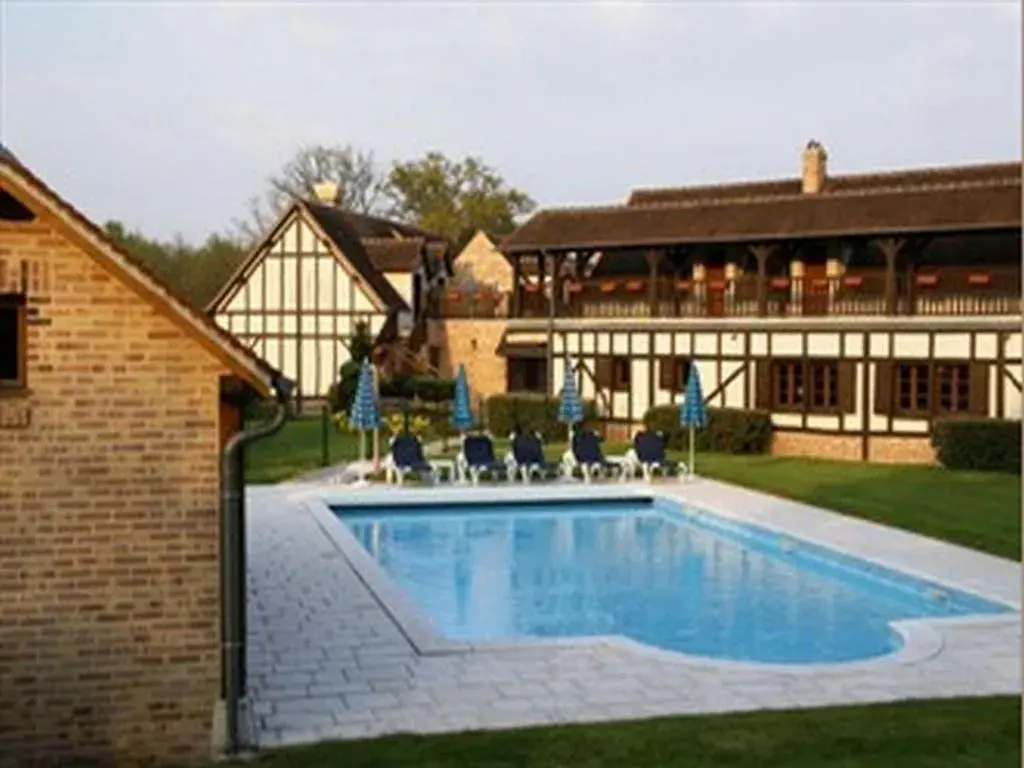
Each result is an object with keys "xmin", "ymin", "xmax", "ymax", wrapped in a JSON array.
[
  {"xmin": 931, "ymin": 418, "xmax": 1021, "ymax": 474},
  {"xmin": 485, "ymin": 394, "xmax": 599, "ymax": 442},
  {"xmin": 643, "ymin": 405, "xmax": 773, "ymax": 454},
  {"xmin": 380, "ymin": 374, "xmax": 456, "ymax": 403}
]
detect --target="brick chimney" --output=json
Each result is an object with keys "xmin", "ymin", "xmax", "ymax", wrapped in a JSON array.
[
  {"xmin": 801, "ymin": 140, "xmax": 828, "ymax": 194},
  {"xmin": 312, "ymin": 181, "xmax": 339, "ymax": 204}
]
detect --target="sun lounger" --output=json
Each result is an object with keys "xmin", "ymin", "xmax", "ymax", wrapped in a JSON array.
[
  {"xmin": 564, "ymin": 428, "xmax": 621, "ymax": 483},
  {"xmin": 458, "ymin": 434, "xmax": 509, "ymax": 485},
  {"xmin": 626, "ymin": 430, "xmax": 684, "ymax": 481},
  {"xmin": 384, "ymin": 434, "xmax": 439, "ymax": 485},
  {"xmin": 507, "ymin": 431, "xmax": 559, "ymax": 483}
]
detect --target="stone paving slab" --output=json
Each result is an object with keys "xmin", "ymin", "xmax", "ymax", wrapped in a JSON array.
[{"xmin": 245, "ymin": 482, "xmax": 1021, "ymax": 750}]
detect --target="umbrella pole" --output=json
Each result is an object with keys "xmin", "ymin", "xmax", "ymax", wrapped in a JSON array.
[{"xmin": 689, "ymin": 426, "xmax": 695, "ymax": 479}]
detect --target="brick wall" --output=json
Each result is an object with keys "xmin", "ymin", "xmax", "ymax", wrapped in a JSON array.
[
  {"xmin": 868, "ymin": 435, "xmax": 937, "ymax": 464},
  {"xmin": 771, "ymin": 432, "xmax": 862, "ymax": 462},
  {"xmin": 0, "ymin": 221, "xmax": 228, "ymax": 764},
  {"xmin": 770, "ymin": 431, "xmax": 936, "ymax": 464}
]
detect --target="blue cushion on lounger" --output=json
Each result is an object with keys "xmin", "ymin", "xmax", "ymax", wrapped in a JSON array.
[
  {"xmin": 572, "ymin": 429, "xmax": 610, "ymax": 466},
  {"xmin": 464, "ymin": 435, "xmax": 503, "ymax": 470},
  {"xmin": 392, "ymin": 435, "xmax": 432, "ymax": 472},
  {"xmin": 512, "ymin": 432, "xmax": 545, "ymax": 466}
]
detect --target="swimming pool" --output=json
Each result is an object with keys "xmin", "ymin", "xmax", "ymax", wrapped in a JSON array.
[{"xmin": 337, "ymin": 497, "xmax": 1011, "ymax": 664}]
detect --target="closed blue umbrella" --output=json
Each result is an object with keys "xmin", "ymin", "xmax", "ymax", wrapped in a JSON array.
[
  {"xmin": 558, "ymin": 356, "xmax": 584, "ymax": 435},
  {"xmin": 679, "ymin": 362, "xmax": 707, "ymax": 477},
  {"xmin": 450, "ymin": 364, "xmax": 476, "ymax": 433},
  {"xmin": 349, "ymin": 358, "xmax": 381, "ymax": 463}
]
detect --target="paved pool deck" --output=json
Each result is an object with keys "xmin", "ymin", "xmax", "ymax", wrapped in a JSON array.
[{"xmin": 245, "ymin": 478, "xmax": 1021, "ymax": 749}]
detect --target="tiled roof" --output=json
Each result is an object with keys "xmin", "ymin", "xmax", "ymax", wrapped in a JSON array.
[
  {"xmin": 502, "ymin": 163, "xmax": 1022, "ymax": 253},
  {"xmin": 626, "ymin": 161, "xmax": 1022, "ymax": 206},
  {"xmin": 302, "ymin": 202, "xmax": 409, "ymax": 310},
  {"xmin": 0, "ymin": 148, "xmax": 280, "ymax": 395}
]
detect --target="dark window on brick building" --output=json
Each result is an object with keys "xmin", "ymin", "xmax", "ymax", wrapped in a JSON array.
[{"xmin": 0, "ymin": 294, "xmax": 26, "ymax": 387}]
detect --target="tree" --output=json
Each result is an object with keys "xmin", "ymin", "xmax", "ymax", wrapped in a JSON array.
[
  {"xmin": 385, "ymin": 152, "xmax": 535, "ymax": 246},
  {"xmin": 237, "ymin": 144, "xmax": 387, "ymax": 242},
  {"xmin": 328, "ymin": 321, "xmax": 375, "ymax": 415},
  {"xmin": 104, "ymin": 221, "xmax": 248, "ymax": 310}
]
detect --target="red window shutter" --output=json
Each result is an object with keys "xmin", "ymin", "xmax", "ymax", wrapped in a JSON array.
[
  {"xmin": 874, "ymin": 361, "xmax": 894, "ymax": 415},
  {"xmin": 969, "ymin": 362, "xmax": 990, "ymax": 416},
  {"xmin": 755, "ymin": 360, "xmax": 771, "ymax": 409},
  {"xmin": 838, "ymin": 361, "xmax": 856, "ymax": 415},
  {"xmin": 659, "ymin": 358, "xmax": 674, "ymax": 390}
]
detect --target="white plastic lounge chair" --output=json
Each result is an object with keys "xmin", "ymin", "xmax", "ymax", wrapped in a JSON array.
[
  {"xmin": 457, "ymin": 434, "xmax": 509, "ymax": 485},
  {"xmin": 562, "ymin": 428, "xmax": 620, "ymax": 483},
  {"xmin": 384, "ymin": 434, "xmax": 439, "ymax": 485},
  {"xmin": 624, "ymin": 430, "xmax": 685, "ymax": 482},
  {"xmin": 506, "ymin": 431, "xmax": 559, "ymax": 483}
]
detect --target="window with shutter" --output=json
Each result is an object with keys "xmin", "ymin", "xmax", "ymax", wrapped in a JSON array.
[
  {"xmin": 0, "ymin": 294, "xmax": 26, "ymax": 390},
  {"xmin": 968, "ymin": 362, "xmax": 990, "ymax": 416},
  {"xmin": 755, "ymin": 360, "xmax": 771, "ymax": 409},
  {"xmin": 595, "ymin": 357, "xmax": 613, "ymax": 389},
  {"xmin": 873, "ymin": 361, "xmax": 894, "ymax": 415},
  {"xmin": 838, "ymin": 361, "xmax": 856, "ymax": 415}
]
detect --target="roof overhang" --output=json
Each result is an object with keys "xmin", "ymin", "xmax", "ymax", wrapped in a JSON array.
[{"xmin": 0, "ymin": 159, "xmax": 276, "ymax": 398}]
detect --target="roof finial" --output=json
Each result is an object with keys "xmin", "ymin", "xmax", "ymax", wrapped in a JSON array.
[{"xmin": 312, "ymin": 181, "xmax": 339, "ymax": 205}]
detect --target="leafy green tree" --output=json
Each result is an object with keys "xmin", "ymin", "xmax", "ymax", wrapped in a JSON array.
[
  {"xmin": 328, "ymin": 321, "xmax": 375, "ymax": 415},
  {"xmin": 385, "ymin": 152, "xmax": 535, "ymax": 246},
  {"xmin": 103, "ymin": 221, "xmax": 247, "ymax": 309}
]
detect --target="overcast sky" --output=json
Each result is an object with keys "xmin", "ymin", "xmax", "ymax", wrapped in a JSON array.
[{"xmin": 0, "ymin": 1, "xmax": 1019, "ymax": 243}]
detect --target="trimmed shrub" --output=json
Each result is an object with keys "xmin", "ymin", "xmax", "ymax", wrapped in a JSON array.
[
  {"xmin": 931, "ymin": 418, "xmax": 1021, "ymax": 474},
  {"xmin": 486, "ymin": 394, "xmax": 599, "ymax": 442},
  {"xmin": 379, "ymin": 375, "xmax": 456, "ymax": 403},
  {"xmin": 643, "ymin": 405, "xmax": 773, "ymax": 454}
]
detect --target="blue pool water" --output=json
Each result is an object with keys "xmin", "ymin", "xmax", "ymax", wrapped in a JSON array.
[{"xmin": 337, "ymin": 498, "xmax": 1011, "ymax": 664}]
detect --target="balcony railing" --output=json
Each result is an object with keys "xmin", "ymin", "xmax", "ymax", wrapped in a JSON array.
[{"xmin": 506, "ymin": 266, "xmax": 1021, "ymax": 320}]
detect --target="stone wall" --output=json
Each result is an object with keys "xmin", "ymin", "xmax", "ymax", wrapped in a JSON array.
[
  {"xmin": 0, "ymin": 219, "xmax": 227, "ymax": 764},
  {"xmin": 432, "ymin": 319, "xmax": 508, "ymax": 408},
  {"xmin": 451, "ymin": 231, "xmax": 512, "ymax": 291},
  {"xmin": 770, "ymin": 431, "xmax": 936, "ymax": 464}
]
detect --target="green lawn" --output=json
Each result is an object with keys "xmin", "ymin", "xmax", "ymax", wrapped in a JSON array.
[
  {"xmin": 439, "ymin": 438, "xmax": 1020, "ymax": 559},
  {"xmin": 252, "ymin": 696, "xmax": 1021, "ymax": 768},
  {"xmin": 245, "ymin": 416, "xmax": 361, "ymax": 484},
  {"xmin": 693, "ymin": 452, "xmax": 1021, "ymax": 561}
]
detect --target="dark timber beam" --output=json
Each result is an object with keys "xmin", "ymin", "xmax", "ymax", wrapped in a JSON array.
[
  {"xmin": 748, "ymin": 244, "xmax": 776, "ymax": 317},
  {"xmin": 510, "ymin": 255, "xmax": 522, "ymax": 318},
  {"xmin": 644, "ymin": 249, "xmax": 661, "ymax": 317}
]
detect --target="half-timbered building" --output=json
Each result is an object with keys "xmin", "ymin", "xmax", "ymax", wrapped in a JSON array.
[
  {"xmin": 207, "ymin": 183, "xmax": 452, "ymax": 406},
  {"xmin": 494, "ymin": 141, "xmax": 1022, "ymax": 463}
]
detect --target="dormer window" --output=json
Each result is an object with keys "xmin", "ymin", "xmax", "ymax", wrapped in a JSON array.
[{"xmin": 0, "ymin": 293, "xmax": 27, "ymax": 391}]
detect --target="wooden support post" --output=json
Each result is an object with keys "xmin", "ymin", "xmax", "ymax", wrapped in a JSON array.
[
  {"xmin": 544, "ymin": 251, "xmax": 555, "ymax": 398},
  {"xmin": 874, "ymin": 238, "xmax": 905, "ymax": 315},
  {"xmin": 644, "ymin": 249, "xmax": 660, "ymax": 317},
  {"xmin": 749, "ymin": 244, "xmax": 775, "ymax": 317},
  {"xmin": 510, "ymin": 255, "xmax": 522, "ymax": 318}
]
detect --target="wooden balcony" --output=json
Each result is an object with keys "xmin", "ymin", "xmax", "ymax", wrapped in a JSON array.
[{"xmin": 507, "ymin": 265, "xmax": 1021, "ymax": 320}]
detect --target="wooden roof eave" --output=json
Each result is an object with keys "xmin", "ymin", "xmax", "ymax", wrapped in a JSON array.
[
  {"xmin": 500, "ymin": 219, "xmax": 1023, "ymax": 256},
  {"xmin": 0, "ymin": 162, "xmax": 276, "ymax": 398},
  {"xmin": 205, "ymin": 202, "xmax": 303, "ymax": 313}
]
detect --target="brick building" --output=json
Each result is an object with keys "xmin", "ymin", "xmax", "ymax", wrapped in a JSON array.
[{"xmin": 0, "ymin": 147, "xmax": 284, "ymax": 764}]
